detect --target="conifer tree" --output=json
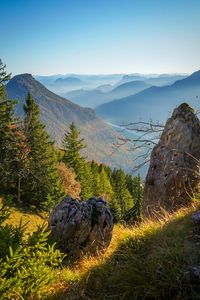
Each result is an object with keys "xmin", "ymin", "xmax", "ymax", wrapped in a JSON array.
[
  {"xmin": 12, "ymin": 124, "xmax": 30, "ymax": 203},
  {"xmin": 98, "ymin": 165, "xmax": 114, "ymax": 200},
  {"xmin": 112, "ymin": 169, "xmax": 133, "ymax": 217},
  {"xmin": 103, "ymin": 165, "xmax": 113, "ymax": 180},
  {"xmin": 123, "ymin": 175, "xmax": 143, "ymax": 223},
  {"xmin": 109, "ymin": 198, "xmax": 121, "ymax": 223},
  {"xmin": 62, "ymin": 122, "xmax": 85, "ymax": 180},
  {"xmin": 125, "ymin": 174, "xmax": 135, "ymax": 196},
  {"xmin": 62, "ymin": 122, "xmax": 93, "ymax": 200},
  {"xmin": 132, "ymin": 175, "xmax": 143, "ymax": 220},
  {"xmin": 80, "ymin": 162, "xmax": 93, "ymax": 199},
  {"xmin": 23, "ymin": 93, "xmax": 63, "ymax": 209},
  {"xmin": 0, "ymin": 60, "xmax": 17, "ymax": 193},
  {"xmin": 90, "ymin": 161, "xmax": 100, "ymax": 196}
]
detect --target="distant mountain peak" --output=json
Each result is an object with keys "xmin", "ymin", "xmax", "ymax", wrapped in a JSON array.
[
  {"xmin": 12, "ymin": 73, "xmax": 34, "ymax": 81},
  {"xmin": 172, "ymin": 69, "xmax": 200, "ymax": 87},
  {"xmin": 189, "ymin": 70, "xmax": 200, "ymax": 79},
  {"xmin": 55, "ymin": 76, "xmax": 83, "ymax": 85}
]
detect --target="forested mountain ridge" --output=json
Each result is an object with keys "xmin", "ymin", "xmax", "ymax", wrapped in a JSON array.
[{"xmin": 6, "ymin": 74, "xmax": 134, "ymax": 171}]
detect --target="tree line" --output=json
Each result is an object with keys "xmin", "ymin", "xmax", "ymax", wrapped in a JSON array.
[{"xmin": 0, "ymin": 60, "xmax": 143, "ymax": 222}]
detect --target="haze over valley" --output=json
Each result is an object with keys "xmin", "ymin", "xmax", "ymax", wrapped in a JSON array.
[{"xmin": 35, "ymin": 70, "xmax": 200, "ymax": 128}]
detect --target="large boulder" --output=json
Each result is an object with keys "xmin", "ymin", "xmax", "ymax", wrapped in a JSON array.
[
  {"xmin": 143, "ymin": 103, "xmax": 200, "ymax": 217},
  {"xmin": 48, "ymin": 196, "xmax": 113, "ymax": 256}
]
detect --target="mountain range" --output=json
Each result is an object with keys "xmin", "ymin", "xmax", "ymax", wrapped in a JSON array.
[
  {"xmin": 63, "ymin": 80, "xmax": 152, "ymax": 108},
  {"xmin": 35, "ymin": 74, "xmax": 123, "ymax": 95},
  {"xmin": 96, "ymin": 70, "xmax": 200, "ymax": 125},
  {"xmin": 55, "ymin": 77, "xmax": 84, "ymax": 86},
  {"xmin": 6, "ymin": 74, "xmax": 135, "ymax": 171},
  {"xmin": 13, "ymin": 71, "xmax": 199, "ymax": 176},
  {"xmin": 116, "ymin": 74, "xmax": 187, "ymax": 87},
  {"xmin": 35, "ymin": 73, "xmax": 187, "ymax": 108}
]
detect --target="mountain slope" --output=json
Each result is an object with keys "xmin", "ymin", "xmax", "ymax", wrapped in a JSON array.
[
  {"xmin": 109, "ymin": 80, "xmax": 151, "ymax": 100},
  {"xmin": 64, "ymin": 89, "xmax": 106, "ymax": 108},
  {"xmin": 64, "ymin": 80, "xmax": 151, "ymax": 108},
  {"xmin": 96, "ymin": 70, "xmax": 200, "ymax": 124},
  {"xmin": 6, "ymin": 74, "xmax": 134, "ymax": 171}
]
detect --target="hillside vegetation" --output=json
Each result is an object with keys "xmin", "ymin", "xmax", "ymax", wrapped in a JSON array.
[
  {"xmin": 4, "ymin": 201, "xmax": 200, "ymax": 300},
  {"xmin": 0, "ymin": 60, "xmax": 145, "ymax": 299},
  {"xmin": 1, "ymin": 61, "xmax": 200, "ymax": 299},
  {"xmin": 6, "ymin": 73, "xmax": 135, "ymax": 171},
  {"xmin": 46, "ymin": 202, "xmax": 200, "ymax": 300},
  {"xmin": 2, "ymin": 202, "xmax": 47, "ymax": 233}
]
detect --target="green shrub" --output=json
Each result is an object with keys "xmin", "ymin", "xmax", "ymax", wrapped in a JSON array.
[{"xmin": 0, "ymin": 203, "xmax": 65, "ymax": 299}]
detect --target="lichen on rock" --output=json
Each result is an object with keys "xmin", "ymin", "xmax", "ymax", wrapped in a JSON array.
[{"xmin": 48, "ymin": 196, "xmax": 113, "ymax": 257}]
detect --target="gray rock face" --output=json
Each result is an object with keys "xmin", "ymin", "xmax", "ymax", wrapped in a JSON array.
[
  {"xmin": 186, "ymin": 266, "xmax": 200, "ymax": 284},
  {"xmin": 143, "ymin": 103, "xmax": 200, "ymax": 216},
  {"xmin": 48, "ymin": 196, "xmax": 113, "ymax": 256},
  {"xmin": 191, "ymin": 211, "xmax": 200, "ymax": 225}
]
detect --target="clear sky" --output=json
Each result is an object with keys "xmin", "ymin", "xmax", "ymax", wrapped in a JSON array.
[{"xmin": 1, "ymin": 0, "xmax": 200, "ymax": 75}]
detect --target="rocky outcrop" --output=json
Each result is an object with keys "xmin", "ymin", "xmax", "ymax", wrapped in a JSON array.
[
  {"xmin": 48, "ymin": 196, "xmax": 113, "ymax": 257},
  {"xmin": 143, "ymin": 103, "xmax": 200, "ymax": 216},
  {"xmin": 191, "ymin": 211, "xmax": 200, "ymax": 226}
]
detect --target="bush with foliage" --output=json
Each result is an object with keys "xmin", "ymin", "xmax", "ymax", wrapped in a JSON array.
[
  {"xmin": 0, "ymin": 202, "xmax": 65, "ymax": 299},
  {"xmin": 58, "ymin": 162, "xmax": 81, "ymax": 198}
]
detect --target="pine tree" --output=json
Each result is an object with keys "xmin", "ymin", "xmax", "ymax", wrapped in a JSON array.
[
  {"xmin": 132, "ymin": 175, "xmax": 143, "ymax": 220},
  {"xmin": 98, "ymin": 165, "xmax": 114, "ymax": 201},
  {"xmin": 12, "ymin": 124, "xmax": 30, "ymax": 204},
  {"xmin": 123, "ymin": 175, "xmax": 143, "ymax": 223},
  {"xmin": 80, "ymin": 162, "xmax": 93, "ymax": 199},
  {"xmin": 90, "ymin": 161, "xmax": 100, "ymax": 196},
  {"xmin": 109, "ymin": 198, "xmax": 121, "ymax": 223},
  {"xmin": 112, "ymin": 169, "xmax": 133, "ymax": 217},
  {"xmin": 62, "ymin": 122, "xmax": 92, "ymax": 200},
  {"xmin": 0, "ymin": 60, "xmax": 10, "ymax": 98},
  {"xmin": 126, "ymin": 174, "xmax": 134, "ymax": 196},
  {"xmin": 23, "ymin": 93, "xmax": 63, "ymax": 209},
  {"xmin": 103, "ymin": 165, "xmax": 113, "ymax": 180},
  {"xmin": 62, "ymin": 122, "xmax": 85, "ymax": 181},
  {"xmin": 0, "ymin": 60, "xmax": 17, "ymax": 193}
]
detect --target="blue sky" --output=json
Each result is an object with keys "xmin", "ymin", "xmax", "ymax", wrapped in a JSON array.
[{"xmin": 1, "ymin": 0, "xmax": 200, "ymax": 75}]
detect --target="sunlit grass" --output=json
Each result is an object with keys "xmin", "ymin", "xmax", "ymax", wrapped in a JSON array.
[
  {"xmin": 3, "ymin": 199, "xmax": 200, "ymax": 299},
  {"xmin": 0, "ymin": 197, "xmax": 47, "ymax": 234},
  {"xmin": 46, "ymin": 204, "xmax": 200, "ymax": 300}
]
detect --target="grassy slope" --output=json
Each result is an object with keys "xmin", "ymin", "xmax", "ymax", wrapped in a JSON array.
[
  {"xmin": 4, "ymin": 206, "xmax": 47, "ymax": 234},
  {"xmin": 46, "ymin": 204, "xmax": 200, "ymax": 300},
  {"xmin": 5, "ymin": 203, "xmax": 200, "ymax": 300}
]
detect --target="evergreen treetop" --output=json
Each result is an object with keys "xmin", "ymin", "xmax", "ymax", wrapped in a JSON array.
[
  {"xmin": 62, "ymin": 122, "xmax": 86, "ymax": 180},
  {"xmin": 22, "ymin": 92, "xmax": 63, "ymax": 209}
]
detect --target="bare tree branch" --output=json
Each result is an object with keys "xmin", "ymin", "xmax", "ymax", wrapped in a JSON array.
[{"xmin": 110, "ymin": 120, "xmax": 164, "ymax": 173}]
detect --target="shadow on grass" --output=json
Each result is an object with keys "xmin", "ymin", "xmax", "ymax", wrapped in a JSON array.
[{"xmin": 46, "ymin": 208, "xmax": 200, "ymax": 300}]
